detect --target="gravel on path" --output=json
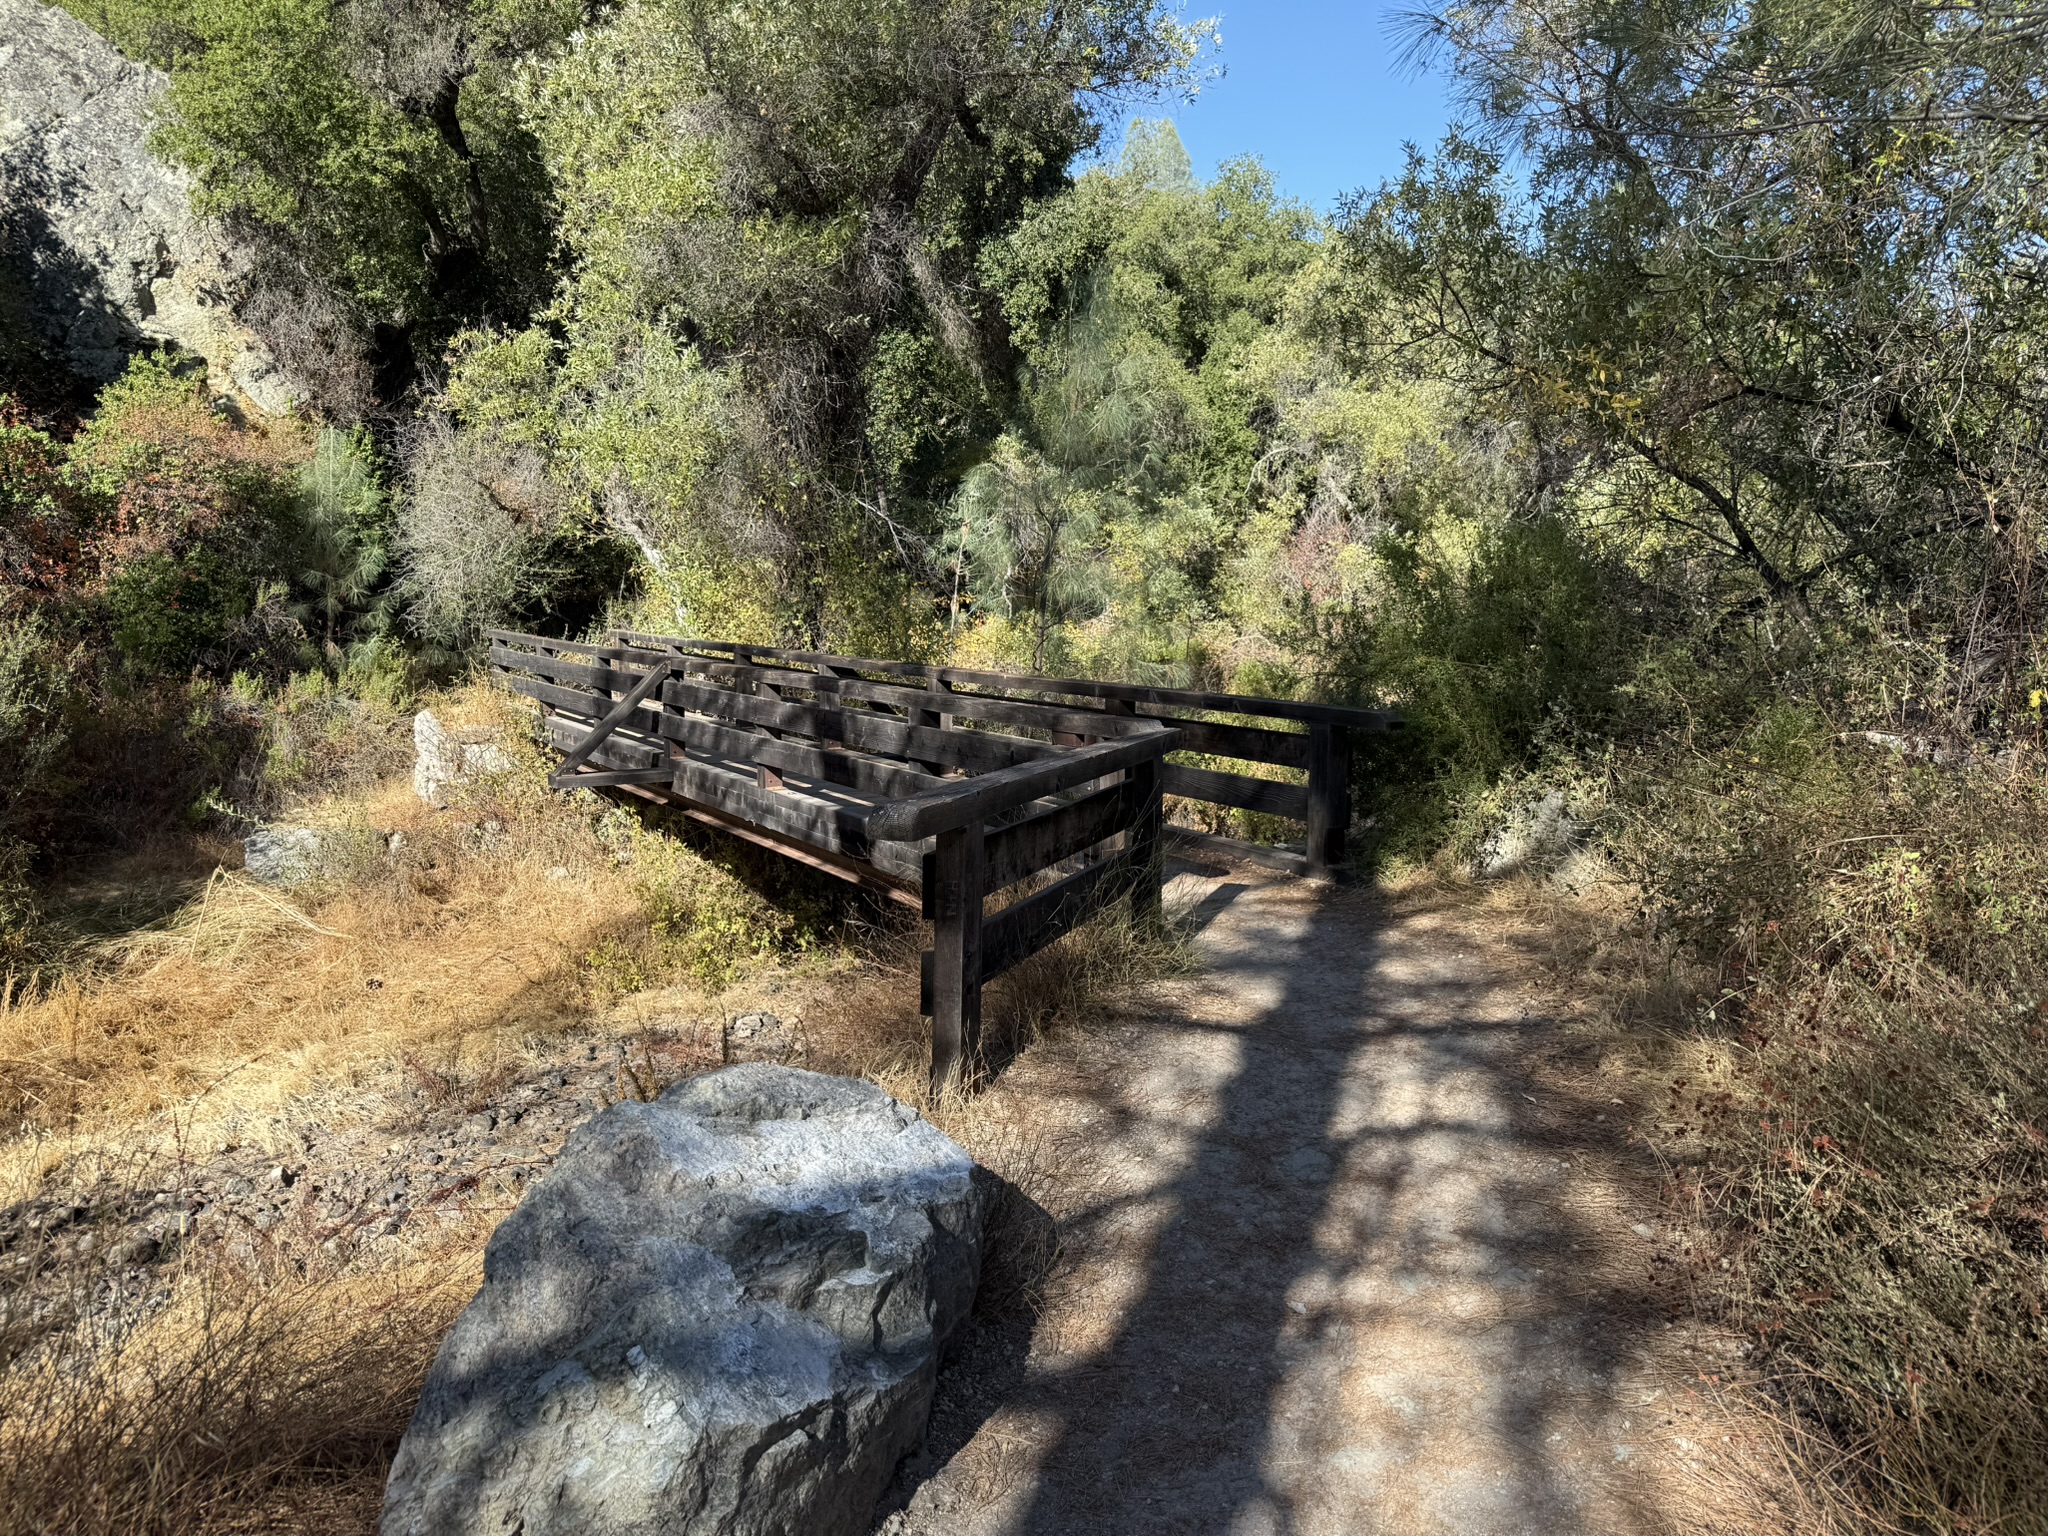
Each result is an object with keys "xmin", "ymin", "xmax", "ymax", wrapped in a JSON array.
[{"xmin": 879, "ymin": 867, "xmax": 1776, "ymax": 1536}]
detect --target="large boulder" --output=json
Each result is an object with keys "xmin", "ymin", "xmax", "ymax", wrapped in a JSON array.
[
  {"xmin": 0, "ymin": 0, "xmax": 296, "ymax": 408},
  {"xmin": 381, "ymin": 1065, "xmax": 986, "ymax": 1536}
]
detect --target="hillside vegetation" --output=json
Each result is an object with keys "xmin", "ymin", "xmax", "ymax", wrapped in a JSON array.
[{"xmin": 3, "ymin": 0, "xmax": 2045, "ymax": 1529}]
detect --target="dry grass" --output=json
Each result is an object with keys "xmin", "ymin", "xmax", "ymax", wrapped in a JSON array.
[
  {"xmin": 0, "ymin": 1234, "xmax": 481, "ymax": 1535},
  {"xmin": 0, "ymin": 801, "xmax": 641, "ymax": 1172},
  {"xmin": 1471, "ymin": 738, "xmax": 2048, "ymax": 1536},
  {"xmin": 0, "ymin": 678, "xmax": 1182, "ymax": 1534}
]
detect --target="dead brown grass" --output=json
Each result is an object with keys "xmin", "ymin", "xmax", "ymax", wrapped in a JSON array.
[
  {"xmin": 0, "ymin": 1216, "xmax": 485, "ymax": 1535},
  {"xmin": 0, "ymin": 677, "xmax": 1181, "ymax": 1534},
  {"xmin": 0, "ymin": 798, "xmax": 640, "ymax": 1166},
  {"xmin": 1471, "ymin": 747, "xmax": 2048, "ymax": 1536}
]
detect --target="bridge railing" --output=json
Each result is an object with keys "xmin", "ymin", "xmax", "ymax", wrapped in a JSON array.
[
  {"xmin": 610, "ymin": 631, "xmax": 1404, "ymax": 879},
  {"xmin": 488, "ymin": 628, "xmax": 1401, "ymax": 1088}
]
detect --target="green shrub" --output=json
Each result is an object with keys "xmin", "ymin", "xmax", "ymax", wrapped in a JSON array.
[
  {"xmin": 0, "ymin": 611, "xmax": 81, "ymax": 847},
  {"xmin": 1332, "ymin": 513, "xmax": 1644, "ymax": 862},
  {"xmin": 65, "ymin": 355, "xmax": 310, "ymax": 680},
  {"xmin": 585, "ymin": 805, "xmax": 842, "ymax": 989},
  {"xmin": 101, "ymin": 547, "xmax": 248, "ymax": 675}
]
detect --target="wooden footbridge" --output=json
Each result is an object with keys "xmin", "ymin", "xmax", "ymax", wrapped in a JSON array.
[{"xmin": 489, "ymin": 630, "xmax": 1401, "ymax": 1086}]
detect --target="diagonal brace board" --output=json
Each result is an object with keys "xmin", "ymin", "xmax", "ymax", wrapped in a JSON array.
[{"xmin": 548, "ymin": 657, "xmax": 674, "ymax": 787}]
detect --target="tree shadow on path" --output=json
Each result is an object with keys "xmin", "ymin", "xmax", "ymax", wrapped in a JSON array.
[{"xmin": 902, "ymin": 877, "xmax": 1683, "ymax": 1536}]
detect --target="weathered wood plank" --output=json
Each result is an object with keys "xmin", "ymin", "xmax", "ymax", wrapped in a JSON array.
[
  {"xmin": 667, "ymin": 801, "xmax": 921, "ymax": 905},
  {"xmin": 927, "ymin": 821, "xmax": 985, "ymax": 1091},
  {"xmin": 1127, "ymin": 754, "xmax": 1164, "ymax": 924},
  {"xmin": 672, "ymin": 759, "xmax": 881, "ymax": 865},
  {"xmin": 834, "ymin": 679, "xmax": 1161, "ymax": 741},
  {"xmin": 545, "ymin": 716, "xmax": 665, "ymax": 771},
  {"xmin": 667, "ymin": 658, "xmax": 1168, "ymax": 741},
  {"xmin": 1132, "ymin": 712, "xmax": 1312, "ymax": 769},
  {"xmin": 507, "ymin": 674, "xmax": 667, "ymax": 738},
  {"xmin": 979, "ymin": 844, "xmax": 1143, "ymax": 981},
  {"xmin": 1164, "ymin": 825, "xmax": 1309, "ymax": 877},
  {"xmin": 492, "ymin": 644, "xmax": 652, "ymax": 697},
  {"xmin": 651, "ymin": 712, "xmax": 946, "ymax": 801},
  {"xmin": 975, "ymin": 778, "xmax": 1147, "ymax": 896},
  {"xmin": 1304, "ymin": 721, "xmax": 1351, "ymax": 877},
  {"xmin": 666, "ymin": 657, "xmax": 1103, "ymax": 739},
  {"xmin": 671, "ymin": 679, "xmax": 1056, "ymax": 774},
  {"xmin": 869, "ymin": 730, "xmax": 1177, "ymax": 842},
  {"xmin": 542, "ymin": 716, "xmax": 928, "ymax": 882},
  {"xmin": 614, "ymin": 631, "xmax": 1404, "ymax": 730},
  {"xmin": 548, "ymin": 657, "xmax": 673, "ymax": 784},
  {"xmin": 1160, "ymin": 761, "xmax": 1310, "ymax": 821},
  {"xmin": 488, "ymin": 630, "xmax": 672, "ymax": 666},
  {"xmin": 660, "ymin": 677, "xmax": 1057, "ymax": 775},
  {"xmin": 550, "ymin": 767, "xmax": 676, "ymax": 788}
]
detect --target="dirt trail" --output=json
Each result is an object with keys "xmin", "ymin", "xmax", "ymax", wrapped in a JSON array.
[{"xmin": 882, "ymin": 866, "xmax": 1770, "ymax": 1536}]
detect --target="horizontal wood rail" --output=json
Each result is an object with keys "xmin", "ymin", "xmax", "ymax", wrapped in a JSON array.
[
  {"xmin": 612, "ymin": 632, "xmax": 1403, "ymax": 730},
  {"xmin": 608, "ymin": 629, "xmax": 1401, "ymax": 877},
  {"xmin": 490, "ymin": 628, "xmax": 1400, "ymax": 1088}
]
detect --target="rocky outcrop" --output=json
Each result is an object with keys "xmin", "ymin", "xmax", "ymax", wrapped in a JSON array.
[
  {"xmin": 380, "ymin": 1064, "xmax": 985, "ymax": 1536},
  {"xmin": 0, "ymin": 0, "xmax": 297, "ymax": 409},
  {"xmin": 412, "ymin": 710, "xmax": 516, "ymax": 806}
]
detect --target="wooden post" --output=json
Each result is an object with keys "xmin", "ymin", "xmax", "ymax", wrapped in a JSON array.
[
  {"xmin": 1128, "ymin": 752, "xmax": 1164, "ymax": 924},
  {"xmin": 910, "ymin": 675, "xmax": 952, "ymax": 774},
  {"xmin": 928, "ymin": 819, "xmax": 985, "ymax": 1093},
  {"xmin": 1305, "ymin": 722, "xmax": 1350, "ymax": 879}
]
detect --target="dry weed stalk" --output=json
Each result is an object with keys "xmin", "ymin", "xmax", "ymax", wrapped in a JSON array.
[
  {"xmin": 0, "ymin": 1231, "xmax": 481, "ymax": 1535},
  {"xmin": 1476, "ymin": 748, "xmax": 2048, "ymax": 1536}
]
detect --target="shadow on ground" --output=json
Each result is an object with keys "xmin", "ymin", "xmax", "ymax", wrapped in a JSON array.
[{"xmin": 880, "ymin": 874, "xmax": 1692, "ymax": 1536}]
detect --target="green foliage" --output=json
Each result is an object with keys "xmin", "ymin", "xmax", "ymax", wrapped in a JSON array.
[
  {"xmin": 949, "ymin": 295, "xmax": 1180, "ymax": 670},
  {"xmin": 289, "ymin": 427, "xmax": 390, "ymax": 654},
  {"xmin": 1345, "ymin": 515, "xmax": 1636, "ymax": 829},
  {"xmin": 101, "ymin": 546, "xmax": 246, "ymax": 674},
  {"xmin": 425, "ymin": 0, "xmax": 1210, "ymax": 644},
  {"xmin": 0, "ymin": 612, "xmax": 81, "ymax": 854},
  {"xmin": 0, "ymin": 832, "xmax": 37, "ymax": 975},
  {"xmin": 62, "ymin": 356, "xmax": 308, "ymax": 677},
  {"xmin": 960, "ymin": 135, "xmax": 1336, "ymax": 683},
  {"xmin": 68, "ymin": 0, "xmax": 576, "ymax": 390},
  {"xmin": 593, "ymin": 805, "xmax": 839, "ymax": 987},
  {"xmin": 0, "ymin": 410, "xmax": 79, "ymax": 599},
  {"xmin": 1353, "ymin": 1, "xmax": 2048, "ymax": 634}
]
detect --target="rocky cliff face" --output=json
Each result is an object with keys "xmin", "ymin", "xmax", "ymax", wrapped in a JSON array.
[{"xmin": 0, "ymin": 0, "xmax": 298, "ymax": 411}]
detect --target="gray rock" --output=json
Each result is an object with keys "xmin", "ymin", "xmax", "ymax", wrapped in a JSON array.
[
  {"xmin": 725, "ymin": 1011, "xmax": 800, "ymax": 1063},
  {"xmin": 381, "ymin": 1065, "xmax": 985, "ymax": 1536},
  {"xmin": 413, "ymin": 710, "xmax": 515, "ymax": 807},
  {"xmin": 0, "ymin": 0, "xmax": 297, "ymax": 406},
  {"xmin": 242, "ymin": 827, "xmax": 324, "ymax": 886},
  {"xmin": 1474, "ymin": 790, "xmax": 1580, "ymax": 879},
  {"xmin": 108, "ymin": 1233, "xmax": 159, "ymax": 1266},
  {"xmin": 461, "ymin": 741, "xmax": 515, "ymax": 776}
]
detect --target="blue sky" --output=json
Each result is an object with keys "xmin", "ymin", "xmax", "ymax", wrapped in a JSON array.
[{"xmin": 1136, "ymin": 2, "xmax": 1458, "ymax": 212}]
